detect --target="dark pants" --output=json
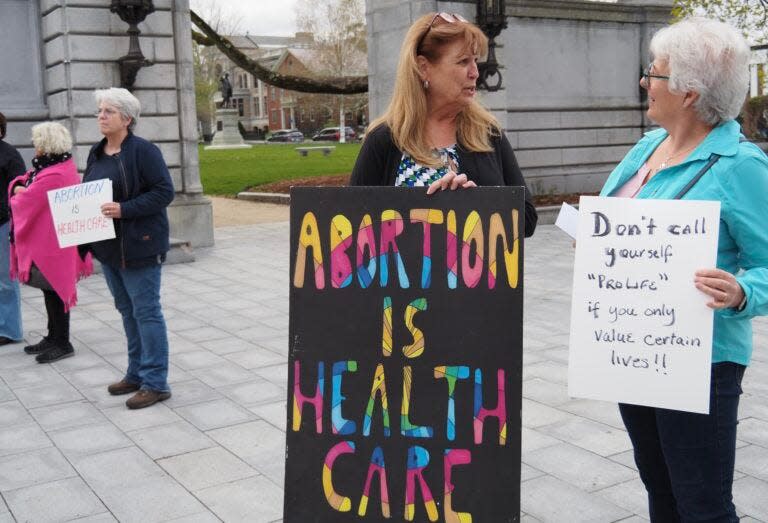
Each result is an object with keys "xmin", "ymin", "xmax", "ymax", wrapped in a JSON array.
[
  {"xmin": 619, "ymin": 362, "xmax": 745, "ymax": 523},
  {"xmin": 42, "ymin": 289, "xmax": 69, "ymax": 344}
]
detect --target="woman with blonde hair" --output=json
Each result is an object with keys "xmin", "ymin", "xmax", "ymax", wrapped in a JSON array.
[
  {"xmin": 350, "ymin": 11, "xmax": 537, "ymax": 237},
  {"xmin": 8, "ymin": 122, "xmax": 92, "ymax": 363}
]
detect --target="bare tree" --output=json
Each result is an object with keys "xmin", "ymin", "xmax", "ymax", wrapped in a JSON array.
[{"xmin": 294, "ymin": 0, "xmax": 368, "ymax": 139}]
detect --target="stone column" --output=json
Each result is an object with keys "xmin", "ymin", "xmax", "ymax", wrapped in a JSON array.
[
  {"xmin": 365, "ymin": 0, "xmax": 438, "ymax": 118},
  {"xmin": 169, "ymin": 0, "xmax": 214, "ymax": 247}
]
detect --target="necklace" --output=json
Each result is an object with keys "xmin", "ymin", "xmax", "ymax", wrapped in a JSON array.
[{"xmin": 656, "ymin": 142, "xmax": 697, "ymax": 171}]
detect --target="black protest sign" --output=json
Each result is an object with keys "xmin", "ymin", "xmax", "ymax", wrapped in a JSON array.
[{"xmin": 285, "ymin": 187, "xmax": 525, "ymax": 522}]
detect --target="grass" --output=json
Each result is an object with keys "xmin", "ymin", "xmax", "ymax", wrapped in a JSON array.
[{"xmin": 198, "ymin": 142, "xmax": 362, "ymax": 195}]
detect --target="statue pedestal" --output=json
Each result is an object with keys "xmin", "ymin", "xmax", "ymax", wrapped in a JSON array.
[{"xmin": 205, "ymin": 108, "xmax": 251, "ymax": 150}]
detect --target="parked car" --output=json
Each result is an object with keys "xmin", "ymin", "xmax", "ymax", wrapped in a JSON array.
[
  {"xmin": 267, "ymin": 129, "xmax": 304, "ymax": 143},
  {"xmin": 311, "ymin": 126, "xmax": 357, "ymax": 142}
]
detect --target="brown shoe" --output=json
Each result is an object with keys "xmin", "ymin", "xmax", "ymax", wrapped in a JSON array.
[
  {"xmin": 125, "ymin": 389, "xmax": 171, "ymax": 410},
  {"xmin": 108, "ymin": 379, "xmax": 140, "ymax": 396}
]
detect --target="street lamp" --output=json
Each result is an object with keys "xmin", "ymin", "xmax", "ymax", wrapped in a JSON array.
[
  {"xmin": 110, "ymin": 0, "xmax": 155, "ymax": 88},
  {"xmin": 476, "ymin": 0, "xmax": 507, "ymax": 92}
]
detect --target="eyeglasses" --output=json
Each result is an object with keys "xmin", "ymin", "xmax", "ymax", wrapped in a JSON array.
[
  {"xmin": 417, "ymin": 12, "xmax": 468, "ymax": 53},
  {"xmin": 641, "ymin": 62, "xmax": 670, "ymax": 88},
  {"xmin": 94, "ymin": 107, "xmax": 119, "ymax": 118}
]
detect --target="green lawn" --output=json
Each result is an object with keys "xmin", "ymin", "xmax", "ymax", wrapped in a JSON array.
[{"xmin": 198, "ymin": 142, "xmax": 362, "ymax": 195}]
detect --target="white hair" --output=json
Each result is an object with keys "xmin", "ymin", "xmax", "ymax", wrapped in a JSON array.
[
  {"xmin": 94, "ymin": 87, "xmax": 141, "ymax": 131},
  {"xmin": 31, "ymin": 122, "xmax": 72, "ymax": 155},
  {"xmin": 650, "ymin": 17, "xmax": 750, "ymax": 125}
]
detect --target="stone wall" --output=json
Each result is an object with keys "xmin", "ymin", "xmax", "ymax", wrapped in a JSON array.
[
  {"xmin": 365, "ymin": 0, "xmax": 673, "ymax": 194},
  {"xmin": 1, "ymin": 0, "xmax": 213, "ymax": 247}
]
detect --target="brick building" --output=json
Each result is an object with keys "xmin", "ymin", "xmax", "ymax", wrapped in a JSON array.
[{"xmin": 208, "ymin": 33, "xmax": 367, "ymax": 138}]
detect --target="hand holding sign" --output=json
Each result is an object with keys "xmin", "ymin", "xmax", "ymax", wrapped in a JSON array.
[
  {"xmin": 47, "ymin": 179, "xmax": 116, "ymax": 248},
  {"xmin": 694, "ymin": 268, "xmax": 745, "ymax": 310},
  {"xmin": 101, "ymin": 202, "xmax": 121, "ymax": 219}
]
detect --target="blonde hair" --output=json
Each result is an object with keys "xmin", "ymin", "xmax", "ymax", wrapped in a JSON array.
[
  {"xmin": 31, "ymin": 122, "xmax": 72, "ymax": 155},
  {"xmin": 368, "ymin": 12, "xmax": 500, "ymax": 167}
]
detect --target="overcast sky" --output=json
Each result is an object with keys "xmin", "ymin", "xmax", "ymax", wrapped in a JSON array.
[{"xmin": 192, "ymin": 0, "xmax": 299, "ymax": 36}]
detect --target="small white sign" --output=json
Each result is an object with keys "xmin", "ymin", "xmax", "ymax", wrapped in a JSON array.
[
  {"xmin": 555, "ymin": 202, "xmax": 579, "ymax": 239},
  {"xmin": 568, "ymin": 196, "xmax": 720, "ymax": 414},
  {"xmin": 47, "ymin": 179, "xmax": 116, "ymax": 248}
]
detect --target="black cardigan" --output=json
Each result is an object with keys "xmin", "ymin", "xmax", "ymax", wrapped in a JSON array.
[{"xmin": 349, "ymin": 125, "xmax": 537, "ymax": 237}]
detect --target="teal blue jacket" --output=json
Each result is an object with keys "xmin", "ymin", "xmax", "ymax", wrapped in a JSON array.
[{"xmin": 600, "ymin": 120, "xmax": 768, "ymax": 365}]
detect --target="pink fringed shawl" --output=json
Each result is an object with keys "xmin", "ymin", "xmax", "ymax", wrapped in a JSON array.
[{"xmin": 8, "ymin": 158, "xmax": 93, "ymax": 311}]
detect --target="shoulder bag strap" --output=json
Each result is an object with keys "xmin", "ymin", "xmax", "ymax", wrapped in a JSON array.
[
  {"xmin": 673, "ymin": 153, "xmax": 721, "ymax": 200},
  {"xmin": 673, "ymin": 137, "xmax": 756, "ymax": 200}
]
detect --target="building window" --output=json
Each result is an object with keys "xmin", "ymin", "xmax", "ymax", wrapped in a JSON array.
[
  {"xmin": 271, "ymin": 109, "xmax": 278, "ymax": 125},
  {"xmin": 234, "ymin": 98, "xmax": 244, "ymax": 117}
]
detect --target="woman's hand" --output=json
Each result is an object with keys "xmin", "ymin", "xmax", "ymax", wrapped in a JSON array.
[
  {"xmin": 12, "ymin": 186, "xmax": 26, "ymax": 195},
  {"xmin": 694, "ymin": 268, "xmax": 745, "ymax": 310},
  {"xmin": 101, "ymin": 202, "xmax": 122, "ymax": 219},
  {"xmin": 426, "ymin": 171, "xmax": 477, "ymax": 195}
]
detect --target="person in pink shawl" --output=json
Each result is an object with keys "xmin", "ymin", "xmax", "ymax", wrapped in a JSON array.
[{"xmin": 8, "ymin": 122, "xmax": 92, "ymax": 363}]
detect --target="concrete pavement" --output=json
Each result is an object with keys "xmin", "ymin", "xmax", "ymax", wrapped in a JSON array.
[{"xmin": 0, "ymin": 219, "xmax": 766, "ymax": 522}]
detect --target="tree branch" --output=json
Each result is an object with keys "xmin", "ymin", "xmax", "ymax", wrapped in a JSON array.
[
  {"xmin": 192, "ymin": 29, "xmax": 214, "ymax": 47},
  {"xmin": 190, "ymin": 9, "xmax": 368, "ymax": 94}
]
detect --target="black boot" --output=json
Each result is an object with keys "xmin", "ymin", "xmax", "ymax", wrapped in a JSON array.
[
  {"xmin": 36, "ymin": 342, "xmax": 74, "ymax": 363},
  {"xmin": 24, "ymin": 337, "xmax": 55, "ymax": 355}
]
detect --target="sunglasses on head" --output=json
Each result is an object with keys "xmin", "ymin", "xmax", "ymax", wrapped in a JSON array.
[{"xmin": 417, "ymin": 12, "xmax": 469, "ymax": 52}]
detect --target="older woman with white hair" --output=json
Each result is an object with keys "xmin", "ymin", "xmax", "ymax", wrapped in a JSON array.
[
  {"xmin": 79, "ymin": 87, "xmax": 174, "ymax": 410},
  {"xmin": 599, "ymin": 17, "xmax": 768, "ymax": 521},
  {"xmin": 8, "ymin": 122, "xmax": 93, "ymax": 363}
]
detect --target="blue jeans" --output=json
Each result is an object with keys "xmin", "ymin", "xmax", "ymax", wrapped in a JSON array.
[
  {"xmin": 0, "ymin": 222, "xmax": 22, "ymax": 341},
  {"xmin": 102, "ymin": 263, "xmax": 169, "ymax": 392},
  {"xmin": 619, "ymin": 362, "xmax": 745, "ymax": 523}
]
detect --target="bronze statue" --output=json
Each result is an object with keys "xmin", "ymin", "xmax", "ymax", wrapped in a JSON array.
[{"xmin": 219, "ymin": 73, "xmax": 233, "ymax": 108}]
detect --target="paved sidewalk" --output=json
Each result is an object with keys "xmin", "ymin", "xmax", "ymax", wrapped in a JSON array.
[{"xmin": 0, "ymin": 222, "xmax": 766, "ymax": 522}]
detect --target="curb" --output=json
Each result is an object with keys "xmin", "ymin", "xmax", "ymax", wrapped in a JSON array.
[{"xmin": 237, "ymin": 192, "xmax": 291, "ymax": 204}]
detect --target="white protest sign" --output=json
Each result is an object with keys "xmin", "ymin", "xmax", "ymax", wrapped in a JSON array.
[
  {"xmin": 555, "ymin": 202, "xmax": 579, "ymax": 239},
  {"xmin": 47, "ymin": 179, "xmax": 116, "ymax": 248},
  {"xmin": 568, "ymin": 196, "xmax": 720, "ymax": 414}
]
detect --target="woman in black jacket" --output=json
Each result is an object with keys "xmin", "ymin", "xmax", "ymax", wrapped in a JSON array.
[
  {"xmin": 0, "ymin": 112, "xmax": 26, "ymax": 346},
  {"xmin": 81, "ymin": 88, "xmax": 175, "ymax": 410},
  {"xmin": 349, "ymin": 12, "xmax": 537, "ymax": 237}
]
